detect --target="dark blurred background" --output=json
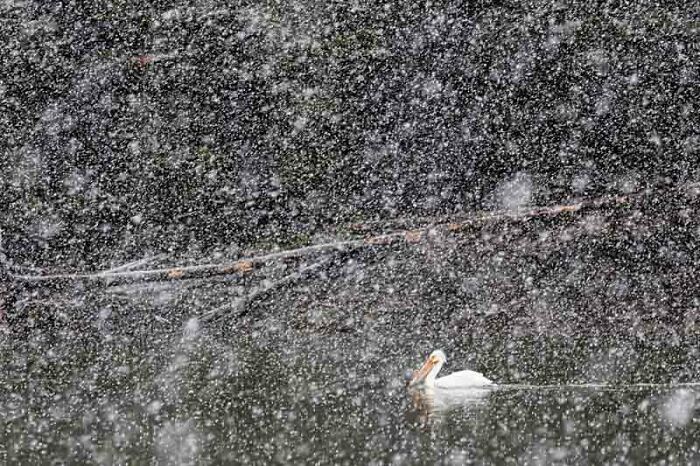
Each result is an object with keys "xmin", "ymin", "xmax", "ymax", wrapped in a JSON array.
[{"xmin": 1, "ymin": 1, "xmax": 697, "ymax": 269}]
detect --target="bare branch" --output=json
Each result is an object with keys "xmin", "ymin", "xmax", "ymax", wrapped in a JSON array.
[
  {"xmin": 101, "ymin": 254, "xmax": 166, "ymax": 274},
  {"xmin": 10, "ymin": 184, "xmax": 690, "ymax": 286},
  {"xmin": 200, "ymin": 259, "xmax": 330, "ymax": 322}
]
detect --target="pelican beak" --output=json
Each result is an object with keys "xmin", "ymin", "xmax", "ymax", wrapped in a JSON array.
[{"xmin": 408, "ymin": 356, "xmax": 437, "ymax": 387}]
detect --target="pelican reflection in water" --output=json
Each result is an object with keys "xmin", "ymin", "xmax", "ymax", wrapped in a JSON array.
[{"xmin": 407, "ymin": 350, "xmax": 495, "ymax": 415}]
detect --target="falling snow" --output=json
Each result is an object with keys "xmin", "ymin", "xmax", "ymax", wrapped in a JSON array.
[{"xmin": 1, "ymin": 1, "xmax": 699, "ymax": 464}]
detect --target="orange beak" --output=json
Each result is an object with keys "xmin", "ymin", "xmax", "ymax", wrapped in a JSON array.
[{"xmin": 408, "ymin": 355, "xmax": 438, "ymax": 387}]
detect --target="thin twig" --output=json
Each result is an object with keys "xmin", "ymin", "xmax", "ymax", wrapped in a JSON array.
[
  {"xmin": 8, "ymin": 234, "xmax": 399, "ymax": 283},
  {"xmin": 101, "ymin": 254, "xmax": 166, "ymax": 274},
  {"xmin": 200, "ymin": 259, "xmax": 330, "ymax": 322}
]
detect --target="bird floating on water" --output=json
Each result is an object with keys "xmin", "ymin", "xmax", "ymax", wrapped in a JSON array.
[{"xmin": 407, "ymin": 350, "xmax": 494, "ymax": 389}]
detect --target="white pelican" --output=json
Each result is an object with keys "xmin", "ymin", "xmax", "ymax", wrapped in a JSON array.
[{"xmin": 408, "ymin": 350, "xmax": 494, "ymax": 389}]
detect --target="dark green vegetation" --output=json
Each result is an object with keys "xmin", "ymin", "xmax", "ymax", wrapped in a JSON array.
[{"xmin": 1, "ymin": 2, "xmax": 697, "ymax": 267}]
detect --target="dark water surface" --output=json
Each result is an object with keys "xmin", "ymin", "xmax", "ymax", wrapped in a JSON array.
[{"xmin": 3, "ymin": 327, "xmax": 699, "ymax": 464}]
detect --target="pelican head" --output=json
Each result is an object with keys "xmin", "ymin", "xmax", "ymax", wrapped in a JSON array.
[{"xmin": 408, "ymin": 350, "xmax": 447, "ymax": 388}]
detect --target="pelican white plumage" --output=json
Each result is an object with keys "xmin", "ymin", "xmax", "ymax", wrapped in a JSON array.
[{"xmin": 408, "ymin": 350, "xmax": 494, "ymax": 389}]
